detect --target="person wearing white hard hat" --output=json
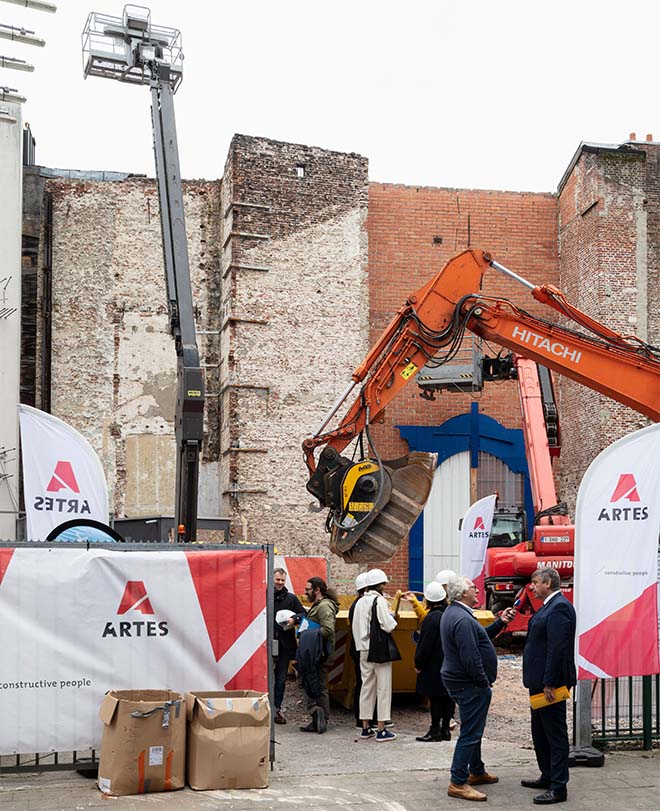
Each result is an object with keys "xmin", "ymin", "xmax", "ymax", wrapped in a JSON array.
[
  {"xmin": 348, "ymin": 572, "xmax": 376, "ymax": 730},
  {"xmin": 414, "ymin": 581, "xmax": 455, "ymax": 743},
  {"xmin": 351, "ymin": 569, "xmax": 398, "ymax": 742},
  {"xmin": 404, "ymin": 568, "xmax": 457, "ymax": 621}
]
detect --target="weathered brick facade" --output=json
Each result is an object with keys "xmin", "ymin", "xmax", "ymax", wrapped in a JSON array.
[
  {"xmin": 367, "ymin": 184, "xmax": 558, "ymax": 587},
  {"xmin": 23, "ymin": 135, "xmax": 660, "ymax": 591},
  {"xmin": 42, "ymin": 177, "xmax": 221, "ymax": 519},
  {"xmin": 219, "ymin": 137, "xmax": 369, "ymax": 584},
  {"xmin": 556, "ymin": 143, "xmax": 660, "ymax": 513}
]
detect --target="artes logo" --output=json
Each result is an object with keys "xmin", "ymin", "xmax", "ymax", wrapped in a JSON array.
[
  {"xmin": 117, "ymin": 581, "xmax": 154, "ymax": 615},
  {"xmin": 610, "ymin": 473, "xmax": 640, "ymax": 503},
  {"xmin": 46, "ymin": 461, "xmax": 79, "ymax": 493},
  {"xmin": 598, "ymin": 473, "xmax": 648, "ymax": 522},
  {"xmin": 34, "ymin": 460, "xmax": 90, "ymax": 515},
  {"xmin": 469, "ymin": 515, "xmax": 489, "ymax": 539},
  {"xmin": 102, "ymin": 581, "xmax": 168, "ymax": 638}
]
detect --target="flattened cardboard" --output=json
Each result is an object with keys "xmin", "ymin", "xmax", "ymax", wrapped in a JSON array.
[
  {"xmin": 186, "ymin": 690, "xmax": 270, "ymax": 790},
  {"xmin": 97, "ymin": 689, "xmax": 186, "ymax": 797}
]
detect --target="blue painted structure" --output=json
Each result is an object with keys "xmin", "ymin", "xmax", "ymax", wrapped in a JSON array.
[{"xmin": 397, "ymin": 402, "xmax": 532, "ymax": 591}]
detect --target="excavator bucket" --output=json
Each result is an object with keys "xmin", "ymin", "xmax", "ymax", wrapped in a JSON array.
[{"xmin": 329, "ymin": 452, "xmax": 437, "ymax": 563}]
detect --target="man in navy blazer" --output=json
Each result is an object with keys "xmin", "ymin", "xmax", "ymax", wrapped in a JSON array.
[{"xmin": 522, "ymin": 567, "xmax": 576, "ymax": 805}]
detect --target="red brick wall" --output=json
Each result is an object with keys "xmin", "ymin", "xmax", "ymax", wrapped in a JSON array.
[{"xmin": 367, "ymin": 184, "xmax": 558, "ymax": 590}]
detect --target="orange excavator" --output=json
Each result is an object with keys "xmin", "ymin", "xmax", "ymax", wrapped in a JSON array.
[{"xmin": 303, "ymin": 249, "xmax": 660, "ymax": 564}]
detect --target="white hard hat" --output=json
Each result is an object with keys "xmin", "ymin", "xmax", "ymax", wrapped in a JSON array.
[
  {"xmin": 355, "ymin": 572, "xmax": 369, "ymax": 591},
  {"xmin": 435, "ymin": 569, "xmax": 457, "ymax": 586},
  {"xmin": 275, "ymin": 609, "xmax": 295, "ymax": 629},
  {"xmin": 424, "ymin": 581, "xmax": 447, "ymax": 603},
  {"xmin": 366, "ymin": 568, "xmax": 388, "ymax": 587}
]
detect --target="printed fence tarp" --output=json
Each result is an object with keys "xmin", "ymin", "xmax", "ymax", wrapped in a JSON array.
[
  {"xmin": 574, "ymin": 424, "xmax": 660, "ymax": 679},
  {"xmin": 274, "ymin": 556, "xmax": 328, "ymax": 596},
  {"xmin": 0, "ymin": 546, "xmax": 267, "ymax": 754}
]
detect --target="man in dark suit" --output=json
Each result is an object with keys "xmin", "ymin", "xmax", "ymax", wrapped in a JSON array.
[{"xmin": 522, "ymin": 567, "xmax": 577, "ymax": 805}]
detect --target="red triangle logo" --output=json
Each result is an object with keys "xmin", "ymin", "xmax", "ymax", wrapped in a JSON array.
[
  {"xmin": 610, "ymin": 473, "xmax": 640, "ymax": 503},
  {"xmin": 46, "ymin": 461, "xmax": 80, "ymax": 493},
  {"xmin": 117, "ymin": 581, "xmax": 154, "ymax": 615},
  {"xmin": 473, "ymin": 516, "xmax": 486, "ymax": 530}
]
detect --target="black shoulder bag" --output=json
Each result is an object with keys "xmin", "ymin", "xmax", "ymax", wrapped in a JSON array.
[{"xmin": 367, "ymin": 596, "xmax": 402, "ymax": 663}]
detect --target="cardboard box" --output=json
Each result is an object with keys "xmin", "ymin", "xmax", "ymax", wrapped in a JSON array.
[
  {"xmin": 98, "ymin": 689, "xmax": 186, "ymax": 796},
  {"xmin": 185, "ymin": 690, "xmax": 270, "ymax": 790}
]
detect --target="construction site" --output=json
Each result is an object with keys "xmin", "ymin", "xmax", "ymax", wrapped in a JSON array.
[{"xmin": 0, "ymin": 2, "xmax": 659, "ymax": 809}]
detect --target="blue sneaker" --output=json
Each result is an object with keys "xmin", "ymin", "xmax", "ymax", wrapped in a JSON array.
[
  {"xmin": 375, "ymin": 729, "xmax": 397, "ymax": 742},
  {"xmin": 359, "ymin": 727, "xmax": 375, "ymax": 740}
]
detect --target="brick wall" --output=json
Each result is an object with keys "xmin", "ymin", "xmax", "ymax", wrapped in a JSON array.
[
  {"xmin": 556, "ymin": 143, "xmax": 660, "ymax": 513},
  {"xmin": 219, "ymin": 136, "xmax": 369, "ymax": 592},
  {"xmin": 36, "ymin": 136, "xmax": 660, "ymax": 593},
  {"xmin": 367, "ymin": 184, "xmax": 558, "ymax": 589},
  {"xmin": 44, "ymin": 177, "xmax": 221, "ymax": 521}
]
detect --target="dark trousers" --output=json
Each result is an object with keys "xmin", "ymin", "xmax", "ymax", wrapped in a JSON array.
[
  {"xmin": 447, "ymin": 685, "xmax": 492, "ymax": 785},
  {"xmin": 273, "ymin": 655, "xmax": 291, "ymax": 711},
  {"xmin": 303, "ymin": 661, "xmax": 331, "ymax": 721},
  {"xmin": 429, "ymin": 695, "xmax": 455, "ymax": 732},
  {"xmin": 530, "ymin": 699, "xmax": 570, "ymax": 792},
  {"xmin": 351, "ymin": 652, "xmax": 377, "ymax": 725}
]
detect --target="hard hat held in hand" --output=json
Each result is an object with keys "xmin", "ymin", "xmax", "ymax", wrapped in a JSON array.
[
  {"xmin": 275, "ymin": 609, "xmax": 296, "ymax": 629},
  {"xmin": 424, "ymin": 581, "xmax": 447, "ymax": 602},
  {"xmin": 365, "ymin": 568, "xmax": 388, "ymax": 587}
]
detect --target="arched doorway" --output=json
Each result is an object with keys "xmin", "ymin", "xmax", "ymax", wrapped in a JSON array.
[{"xmin": 398, "ymin": 402, "xmax": 532, "ymax": 590}]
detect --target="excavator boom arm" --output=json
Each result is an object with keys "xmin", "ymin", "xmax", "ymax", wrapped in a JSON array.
[
  {"xmin": 468, "ymin": 301, "xmax": 660, "ymax": 421},
  {"xmin": 303, "ymin": 248, "xmax": 660, "ymax": 563}
]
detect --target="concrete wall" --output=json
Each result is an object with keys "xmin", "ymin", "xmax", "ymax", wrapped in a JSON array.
[{"xmin": 0, "ymin": 104, "xmax": 22, "ymax": 539}]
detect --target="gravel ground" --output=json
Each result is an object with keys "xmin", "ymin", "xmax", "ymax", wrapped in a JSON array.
[{"xmin": 279, "ymin": 644, "xmax": 566, "ymax": 749}]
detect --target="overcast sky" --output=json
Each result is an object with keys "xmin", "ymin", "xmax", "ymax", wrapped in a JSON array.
[{"xmin": 3, "ymin": 0, "xmax": 659, "ymax": 192}]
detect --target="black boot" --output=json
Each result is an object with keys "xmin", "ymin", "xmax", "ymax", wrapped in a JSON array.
[
  {"xmin": 416, "ymin": 727, "xmax": 442, "ymax": 742},
  {"xmin": 300, "ymin": 716, "xmax": 318, "ymax": 732},
  {"xmin": 440, "ymin": 723, "xmax": 451, "ymax": 741}
]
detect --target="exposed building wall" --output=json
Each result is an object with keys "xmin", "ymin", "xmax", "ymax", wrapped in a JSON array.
[
  {"xmin": 29, "ymin": 135, "xmax": 660, "ymax": 590},
  {"xmin": 557, "ymin": 144, "xmax": 660, "ymax": 513},
  {"xmin": 44, "ymin": 177, "xmax": 221, "ymax": 522},
  {"xmin": 219, "ymin": 136, "xmax": 369, "ymax": 588},
  {"xmin": 367, "ymin": 184, "xmax": 559, "ymax": 588},
  {"xmin": 0, "ymin": 102, "xmax": 22, "ymax": 540}
]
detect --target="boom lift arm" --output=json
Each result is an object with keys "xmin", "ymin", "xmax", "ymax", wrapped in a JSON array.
[
  {"xmin": 150, "ymin": 65, "xmax": 205, "ymax": 541},
  {"xmin": 82, "ymin": 8, "xmax": 204, "ymax": 541},
  {"xmin": 304, "ymin": 249, "xmax": 660, "ymax": 563}
]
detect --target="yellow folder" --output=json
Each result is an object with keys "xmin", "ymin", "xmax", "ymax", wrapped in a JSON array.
[{"xmin": 529, "ymin": 685, "xmax": 571, "ymax": 710}]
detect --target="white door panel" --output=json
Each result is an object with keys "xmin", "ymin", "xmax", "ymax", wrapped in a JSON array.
[{"xmin": 423, "ymin": 451, "xmax": 470, "ymax": 585}]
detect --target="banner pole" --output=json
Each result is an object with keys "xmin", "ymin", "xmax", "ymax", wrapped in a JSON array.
[
  {"xmin": 574, "ymin": 680, "xmax": 592, "ymax": 747},
  {"xmin": 266, "ymin": 543, "xmax": 275, "ymax": 766}
]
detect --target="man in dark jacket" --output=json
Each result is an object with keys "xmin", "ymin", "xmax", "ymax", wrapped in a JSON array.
[
  {"xmin": 441, "ymin": 575, "xmax": 515, "ymax": 802},
  {"xmin": 273, "ymin": 568, "xmax": 304, "ymax": 724},
  {"xmin": 521, "ymin": 568, "xmax": 576, "ymax": 805},
  {"xmin": 298, "ymin": 577, "xmax": 339, "ymax": 734}
]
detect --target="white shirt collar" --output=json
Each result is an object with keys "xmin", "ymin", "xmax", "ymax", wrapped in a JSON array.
[
  {"xmin": 543, "ymin": 589, "xmax": 561, "ymax": 606},
  {"xmin": 454, "ymin": 600, "xmax": 475, "ymax": 616}
]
